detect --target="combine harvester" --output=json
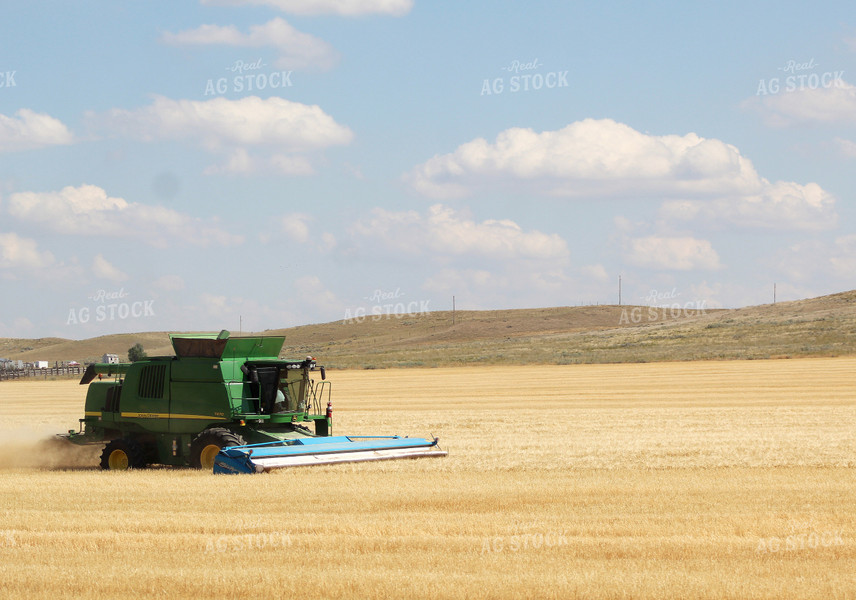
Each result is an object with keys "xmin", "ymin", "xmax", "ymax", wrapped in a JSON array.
[{"xmin": 64, "ymin": 331, "xmax": 446, "ymax": 474}]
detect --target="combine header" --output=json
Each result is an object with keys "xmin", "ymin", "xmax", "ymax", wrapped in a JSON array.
[{"xmin": 64, "ymin": 330, "xmax": 445, "ymax": 473}]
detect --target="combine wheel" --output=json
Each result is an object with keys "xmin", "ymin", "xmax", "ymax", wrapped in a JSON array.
[
  {"xmin": 190, "ymin": 428, "xmax": 246, "ymax": 470},
  {"xmin": 100, "ymin": 438, "xmax": 147, "ymax": 471}
]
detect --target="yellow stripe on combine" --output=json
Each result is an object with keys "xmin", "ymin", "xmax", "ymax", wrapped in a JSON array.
[
  {"xmin": 84, "ymin": 411, "xmax": 101, "ymax": 417},
  {"xmin": 119, "ymin": 412, "xmax": 227, "ymax": 420}
]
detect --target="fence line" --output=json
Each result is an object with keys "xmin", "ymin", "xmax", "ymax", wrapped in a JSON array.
[{"xmin": 0, "ymin": 366, "xmax": 83, "ymax": 381}]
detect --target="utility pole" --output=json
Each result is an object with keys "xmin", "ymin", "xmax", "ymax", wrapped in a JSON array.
[
  {"xmin": 618, "ymin": 275, "xmax": 622, "ymax": 306},
  {"xmin": 452, "ymin": 295, "xmax": 456, "ymax": 325},
  {"xmin": 773, "ymin": 283, "xmax": 776, "ymax": 304}
]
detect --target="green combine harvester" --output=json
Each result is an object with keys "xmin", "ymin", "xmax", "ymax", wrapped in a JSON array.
[{"xmin": 64, "ymin": 331, "xmax": 445, "ymax": 473}]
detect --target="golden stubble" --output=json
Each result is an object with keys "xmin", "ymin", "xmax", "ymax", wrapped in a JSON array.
[{"xmin": 0, "ymin": 357, "xmax": 854, "ymax": 599}]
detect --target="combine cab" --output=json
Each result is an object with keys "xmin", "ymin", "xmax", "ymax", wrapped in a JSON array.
[{"xmin": 64, "ymin": 330, "xmax": 445, "ymax": 472}]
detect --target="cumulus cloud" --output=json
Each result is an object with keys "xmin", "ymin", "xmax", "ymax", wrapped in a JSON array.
[
  {"xmin": 660, "ymin": 180, "xmax": 837, "ymax": 231},
  {"xmin": 406, "ymin": 119, "xmax": 837, "ymax": 231},
  {"xmin": 405, "ymin": 119, "xmax": 761, "ymax": 199},
  {"xmin": 0, "ymin": 109, "xmax": 73, "ymax": 153},
  {"xmin": 625, "ymin": 236, "xmax": 722, "ymax": 271},
  {"xmin": 580, "ymin": 263, "xmax": 610, "ymax": 283},
  {"xmin": 744, "ymin": 78, "xmax": 856, "ymax": 126},
  {"xmin": 350, "ymin": 204, "xmax": 569, "ymax": 261},
  {"xmin": 0, "ymin": 232, "xmax": 55, "ymax": 269},
  {"xmin": 89, "ymin": 95, "xmax": 352, "ymax": 150},
  {"xmin": 6, "ymin": 184, "xmax": 243, "ymax": 248},
  {"xmin": 87, "ymin": 96, "xmax": 352, "ymax": 175},
  {"xmin": 258, "ymin": 213, "xmax": 336, "ymax": 252},
  {"xmin": 161, "ymin": 18, "xmax": 338, "ymax": 70},
  {"xmin": 280, "ymin": 213, "xmax": 312, "ymax": 243},
  {"xmin": 92, "ymin": 254, "xmax": 128, "ymax": 282},
  {"xmin": 199, "ymin": 0, "xmax": 413, "ymax": 16}
]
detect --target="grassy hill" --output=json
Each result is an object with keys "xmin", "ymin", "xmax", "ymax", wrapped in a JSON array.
[{"xmin": 3, "ymin": 290, "xmax": 856, "ymax": 368}]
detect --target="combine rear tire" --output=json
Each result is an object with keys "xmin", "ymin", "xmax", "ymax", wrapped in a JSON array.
[
  {"xmin": 190, "ymin": 428, "xmax": 246, "ymax": 470},
  {"xmin": 100, "ymin": 438, "xmax": 147, "ymax": 471}
]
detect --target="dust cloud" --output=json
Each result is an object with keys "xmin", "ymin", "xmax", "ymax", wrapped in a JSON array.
[{"xmin": 0, "ymin": 432, "xmax": 101, "ymax": 469}]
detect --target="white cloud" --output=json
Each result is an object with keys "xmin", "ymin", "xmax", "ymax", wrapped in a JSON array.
[
  {"xmin": 659, "ymin": 180, "xmax": 837, "ymax": 231},
  {"xmin": 580, "ymin": 263, "xmax": 610, "ymax": 283},
  {"xmin": 0, "ymin": 232, "xmax": 55, "ymax": 269},
  {"xmin": 161, "ymin": 18, "xmax": 338, "ymax": 70},
  {"xmin": 0, "ymin": 109, "xmax": 73, "ymax": 153},
  {"xmin": 89, "ymin": 95, "xmax": 352, "ymax": 151},
  {"xmin": 259, "ymin": 213, "xmax": 336, "ymax": 252},
  {"xmin": 351, "ymin": 204, "xmax": 569, "ymax": 261},
  {"xmin": 88, "ymin": 96, "xmax": 352, "ymax": 175},
  {"xmin": 406, "ymin": 119, "xmax": 837, "ymax": 231},
  {"xmin": 281, "ymin": 213, "xmax": 312, "ymax": 243},
  {"xmin": 199, "ymin": 0, "xmax": 413, "ymax": 16},
  {"xmin": 626, "ymin": 236, "xmax": 722, "ymax": 271},
  {"xmin": 92, "ymin": 254, "xmax": 128, "ymax": 282},
  {"xmin": 6, "ymin": 184, "xmax": 243, "ymax": 248},
  {"xmin": 405, "ymin": 119, "xmax": 761, "ymax": 199},
  {"xmin": 348, "ymin": 205, "xmax": 573, "ymax": 312},
  {"xmin": 744, "ymin": 79, "xmax": 856, "ymax": 126},
  {"xmin": 205, "ymin": 148, "xmax": 255, "ymax": 175}
]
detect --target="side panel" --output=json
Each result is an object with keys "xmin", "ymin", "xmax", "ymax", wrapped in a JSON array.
[
  {"xmin": 84, "ymin": 381, "xmax": 113, "ymax": 416},
  {"xmin": 169, "ymin": 357, "xmax": 231, "ymax": 433},
  {"xmin": 119, "ymin": 362, "xmax": 172, "ymax": 434},
  {"xmin": 168, "ymin": 381, "xmax": 231, "ymax": 433}
]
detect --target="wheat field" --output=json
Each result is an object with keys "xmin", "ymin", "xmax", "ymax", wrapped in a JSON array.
[{"xmin": 0, "ymin": 358, "xmax": 854, "ymax": 599}]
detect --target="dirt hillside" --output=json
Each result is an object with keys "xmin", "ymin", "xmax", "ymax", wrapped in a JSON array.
[{"xmin": 3, "ymin": 290, "xmax": 856, "ymax": 368}]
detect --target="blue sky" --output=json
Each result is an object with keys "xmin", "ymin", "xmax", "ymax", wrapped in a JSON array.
[{"xmin": 1, "ymin": 0, "xmax": 855, "ymax": 338}]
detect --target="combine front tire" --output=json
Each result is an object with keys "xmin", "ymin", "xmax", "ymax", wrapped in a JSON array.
[
  {"xmin": 100, "ymin": 438, "xmax": 147, "ymax": 471},
  {"xmin": 190, "ymin": 428, "xmax": 246, "ymax": 470}
]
